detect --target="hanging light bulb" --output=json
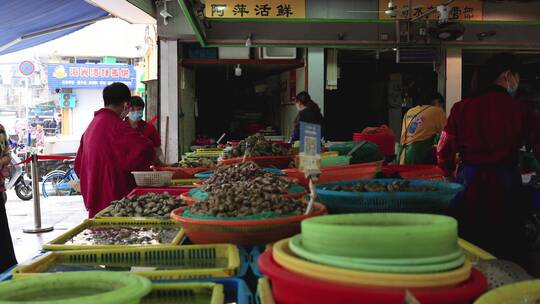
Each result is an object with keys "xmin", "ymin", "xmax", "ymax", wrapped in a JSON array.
[{"xmin": 235, "ymin": 64, "xmax": 242, "ymax": 77}]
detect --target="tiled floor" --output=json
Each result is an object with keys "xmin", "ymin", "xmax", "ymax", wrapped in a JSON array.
[{"xmin": 5, "ymin": 189, "xmax": 87, "ymax": 262}]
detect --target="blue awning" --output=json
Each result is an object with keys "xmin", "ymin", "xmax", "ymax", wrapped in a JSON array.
[{"xmin": 0, "ymin": 0, "xmax": 108, "ymax": 55}]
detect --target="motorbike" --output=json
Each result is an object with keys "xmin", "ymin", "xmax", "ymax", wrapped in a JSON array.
[{"xmin": 5, "ymin": 152, "xmax": 33, "ymax": 201}]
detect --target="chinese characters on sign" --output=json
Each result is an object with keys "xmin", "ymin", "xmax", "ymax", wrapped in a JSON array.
[
  {"xmin": 47, "ymin": 63, "xmax": 137, "ymax": 89},
  {"xmin": 205, "ymin": 0, "xmax": 305, "ymax": 18},
  {"xmin": 378, "ymin": 0, "xmax": 482, "ymax": 20}
]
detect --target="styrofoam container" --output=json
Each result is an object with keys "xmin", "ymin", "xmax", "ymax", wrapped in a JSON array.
[
  {"xmin": 219, "ymin": 47, "xmax": 250, "ymax": 59},
  {"xmin": 262, "ymin": 48, "xmax": 297, "ymax": 59}
]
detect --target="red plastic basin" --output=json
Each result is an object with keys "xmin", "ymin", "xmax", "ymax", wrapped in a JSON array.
[
  {"xmin": 170, "ymin": 203, "xmax": 327, "ymax": 246},
  {"xmin": 282, "ymin": 162, "xmax": 382, "ymax": 188},
  {"xmin": 259, "ymin": 251, "xmax": 487, "ymax": 304}
]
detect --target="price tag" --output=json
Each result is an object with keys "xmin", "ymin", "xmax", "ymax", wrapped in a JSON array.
[{"xmin": 299, "ymin": 154, "xmax": 321, "ymax": 176}]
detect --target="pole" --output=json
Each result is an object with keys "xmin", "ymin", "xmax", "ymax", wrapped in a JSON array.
[
  {"xmin": 23, "ymin": 154, "xmax": 53, "ymax": 233},
  {"xmin": 164, "ymin": 116, "xmax": 169, "ymax": 162}
]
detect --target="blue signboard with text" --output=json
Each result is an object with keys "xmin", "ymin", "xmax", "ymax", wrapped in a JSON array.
[
  {"xmin": 48, "ymin": 63, "xmax": 136, "ymax": 89},
  {"xmin": 299, "ymin": 122, "xmax": 321, "ymax": 156}
]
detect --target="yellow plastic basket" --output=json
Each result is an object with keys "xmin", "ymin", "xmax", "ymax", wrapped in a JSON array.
[
  {"xmin": 13, "ymin": 244, "xmax": 241, "ymax": 281},
  {"xmin": 144, "ymin": 282, "xmax": 224, "ymax": 304},
  {"xmin": 474, "ymin": 279, "xmax": 540, "ymax": 304},
  {"xmin": 42, "ymin": 219, "xmax": 185, "ymax": 251},
  {"xmin": 271, "ymin": 238, "xmax": 472, "ymax": 289},
  {"xmin": 458, "ymin": 238, "xmax": 496, "ymax": 263},
  {"xmin": 196, "ymin": 148, "xmax": 224, "ymax": 152},
  {"xmin": 257, "ymin": 277, "xmax": 275, "ymax": 304}
]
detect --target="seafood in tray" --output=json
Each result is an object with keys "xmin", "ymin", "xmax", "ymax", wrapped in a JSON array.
[
  {"xmin": 322, "ymin": 180, "xmax": 438, "ymax": 192},
  {"xmin": 67, "ymin": 227, "xmax": 179, "ymax": 245},
  {"xmin": 100, "ymin": 192, "xmax": 187, "ymax": 218},
  {"xmin": 223, "ymin": 133, "xmax": 290, "ymax": 158}
]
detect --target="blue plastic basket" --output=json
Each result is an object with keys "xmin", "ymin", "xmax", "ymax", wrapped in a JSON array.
[
  {"xmin": 158, "ymin": 278, "xmax": 254, "ymax": 304},
  {"xmin": 195, "ymin": 168, "xmax": 285, "ymax": 180},
  {"xmin": 316, "ymin": 179, "xmax": 463, "ymax": 214},
  {"xmin": 0, "ymin": 251, "xmax": 45, "ymax": 282},
  {"xmin": 238, "ymin": 246, "xmax": 250, "ymax": 278}
]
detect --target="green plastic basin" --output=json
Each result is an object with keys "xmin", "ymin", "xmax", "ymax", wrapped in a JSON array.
[
  {"xmin": 289, "ymin": 234, "xmax": 465, "ymax": 273},
  {"xmin": 301, "ymin": 213, "xmax": 459, "ymax": 259},
  {"xmin": 0, "ymin": 271, "xmax": 152, "ymax": 304}
]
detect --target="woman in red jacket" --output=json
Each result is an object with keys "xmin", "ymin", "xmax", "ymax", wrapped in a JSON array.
[{"xmin": 437, "ymin": 53, "xmax": 540, "ymax": 265}]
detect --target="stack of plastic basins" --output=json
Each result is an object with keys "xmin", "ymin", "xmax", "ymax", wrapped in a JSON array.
[{"xmin": 259, "ymin": 213, "xmax": 488, "ymax": 304}]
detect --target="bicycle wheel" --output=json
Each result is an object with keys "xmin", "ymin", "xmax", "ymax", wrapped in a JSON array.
[
  {"xmin": 43, "ymin": 170, "xmax": 66, "ymax": 181},
  {"xmin": 41, "ymin": 172, "xmax": 71, "ymax": 197}
]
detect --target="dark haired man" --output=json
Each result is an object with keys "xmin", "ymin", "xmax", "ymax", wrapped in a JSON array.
[{"xmin": 75, "ymin": 83, "xmax": 155, "ymax": 218}]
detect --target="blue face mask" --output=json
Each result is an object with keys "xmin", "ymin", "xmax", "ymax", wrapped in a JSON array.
[{"xmin": 128, "ymin": 111, "xmax": 143, "ymax": 122}]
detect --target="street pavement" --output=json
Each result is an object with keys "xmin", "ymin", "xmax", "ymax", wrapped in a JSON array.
[{"xmin": 5, "ymin": 189, "xmax": 87, "ymax": 263}]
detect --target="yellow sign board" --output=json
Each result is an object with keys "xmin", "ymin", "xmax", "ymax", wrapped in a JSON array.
[
  {"xmin": 379, "ymin": 0, "xmax": 483, "ymax": 20},
  {"xmin": 205, "ymin": 0, "xmax": 305, "ymax": 18}
]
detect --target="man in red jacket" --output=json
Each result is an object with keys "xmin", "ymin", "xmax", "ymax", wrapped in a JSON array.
[
  {"xmin": 437, "ymin": 53, "xmax": 540, "ymax": 265},
  {"xmin": 75, "ymin": 83, "xmax": 155, "ymax": 218}
]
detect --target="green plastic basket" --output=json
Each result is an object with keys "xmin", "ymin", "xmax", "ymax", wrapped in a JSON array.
[
  {"xmin": 13, "ymin": 245, "xmax": 241, "ymax": 281},
  {"xmin": 143, "ymin": 282, "xmax": 224, "ymax": 304},
  {"xmin": 0, "ymin": 271, "xmax": 151, "ymax": 304},
  {"xmin": 42, "ymin": 219, "xmax": 184, "ymax": 251}
]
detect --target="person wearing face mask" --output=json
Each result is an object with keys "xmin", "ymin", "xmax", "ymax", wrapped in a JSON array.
[
  {"xmin": 437, "ymin": 53, "xmax": 540, "ymax": 266},
  {"xmin": 74, "ymin": 83, "xmax": 155, "ymax": 218},
  {"xmin": 290, "ymin": 91, "xmax": 324, "ymax": 143},
  {"xmin": 125, "ymin": 96, "xmax": 163, "ymax": 165}
]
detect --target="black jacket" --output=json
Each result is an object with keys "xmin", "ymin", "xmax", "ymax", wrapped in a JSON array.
[{"xmin": 291, "ymin": 107, "xmax": 324, "ymax": 142}]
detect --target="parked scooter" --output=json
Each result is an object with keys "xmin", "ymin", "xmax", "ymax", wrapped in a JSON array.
[{"xmin": 5, "ymin": 152, "xmax": 33, "ymax": 201}]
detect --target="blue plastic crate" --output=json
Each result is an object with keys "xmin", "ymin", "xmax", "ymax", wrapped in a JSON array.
[
  {"xmin": 238, "ymin": 246, "xmax": 250, "ymax": 278},
  {"xmin": 249, "ymin": 246, "xmax": 264, "ymax": 277},
  {"xmin": 316, "ymin": 179, "xmax": 463, "ymax": 214},
  {"xmin": 0, "ymin": 251, "xmax": 45, "ymax": 282}
]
